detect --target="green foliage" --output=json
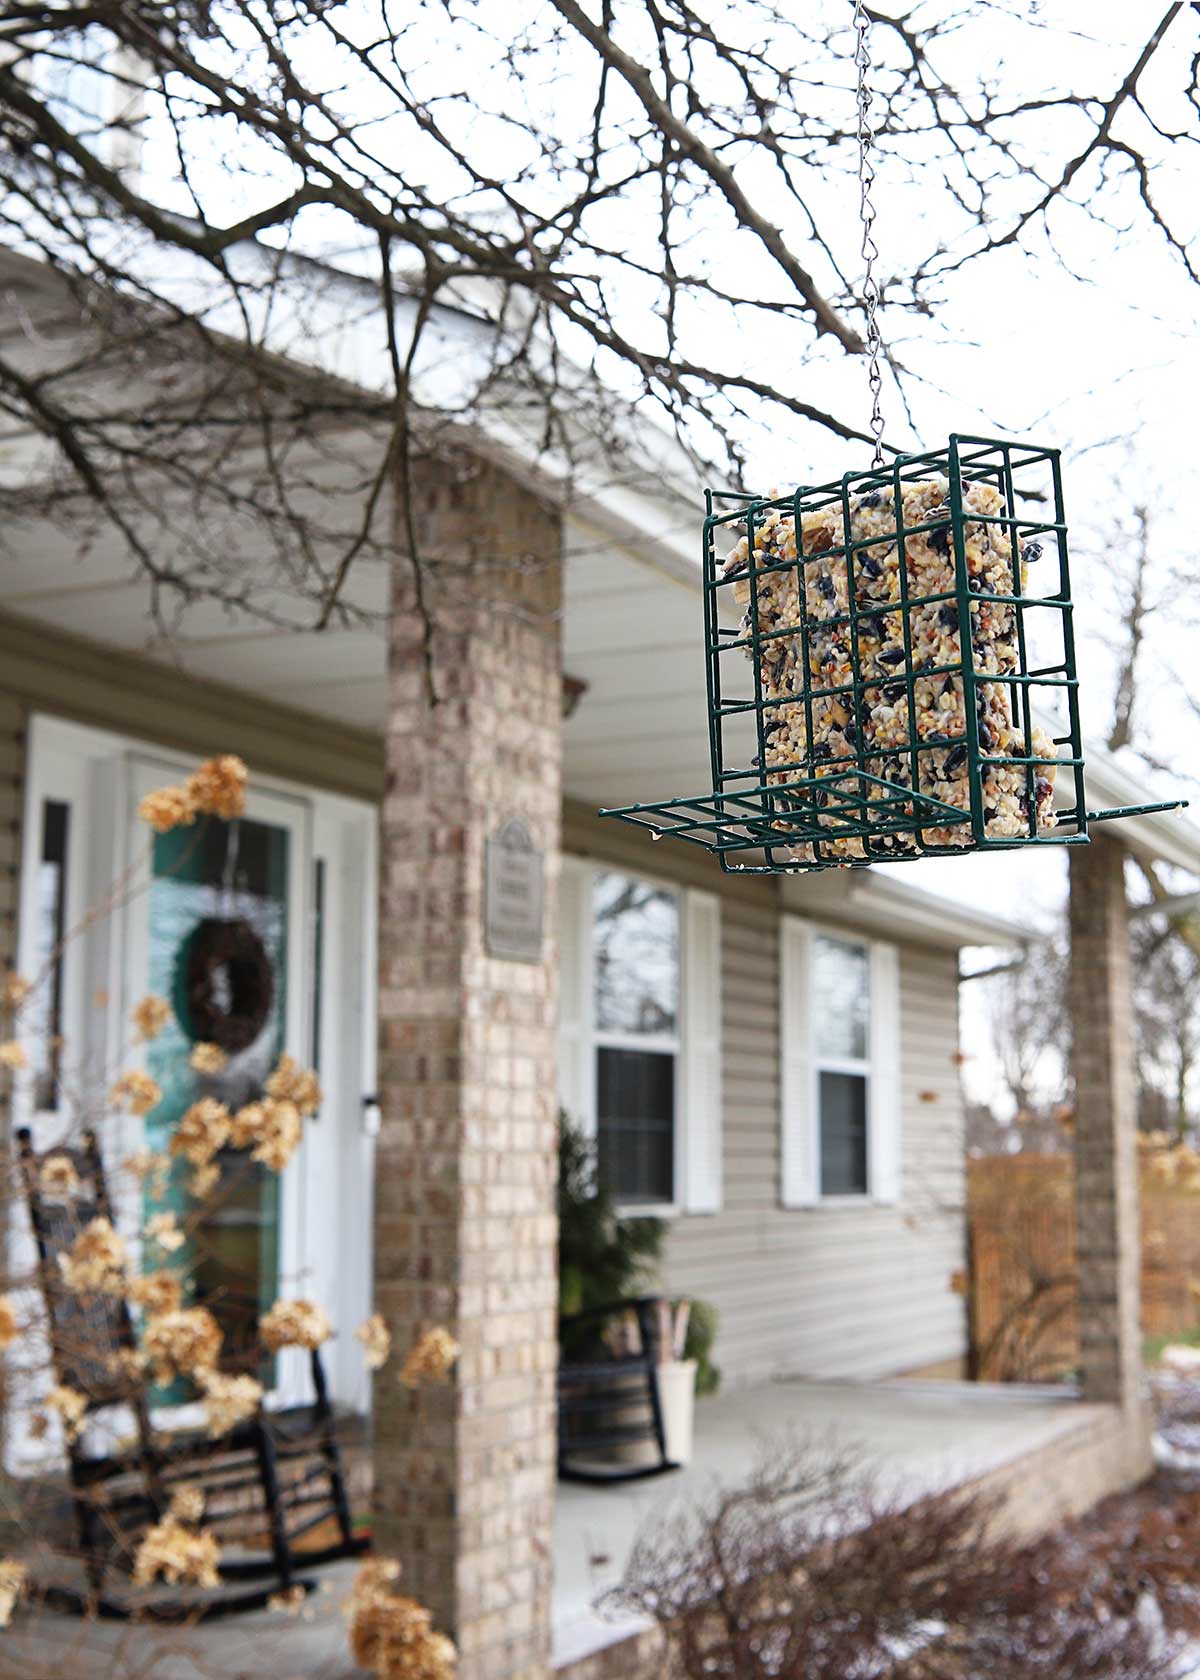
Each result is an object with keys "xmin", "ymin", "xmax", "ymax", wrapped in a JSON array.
[
  {"xmin": 682, "ymin": 1297, "xmax": 721, "ymax": 1396},
  {"xmin": 558, "ymin": 1114, "xmax": 663, "ymax": 1327}
]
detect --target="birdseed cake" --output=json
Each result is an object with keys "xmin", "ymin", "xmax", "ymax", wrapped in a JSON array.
[{"xmin": 720, "ymin": 476, "xmax": 1059, "ymax": 863}]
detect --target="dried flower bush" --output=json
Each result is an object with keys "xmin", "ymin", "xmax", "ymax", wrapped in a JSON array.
[
  {"xmin": 613, "ymin": 1439, "xmax": 1181, "ymax": 1680},
  {"xmin": 356, "ymin": 1313, "xmax": 392, "ymax": 1372}
]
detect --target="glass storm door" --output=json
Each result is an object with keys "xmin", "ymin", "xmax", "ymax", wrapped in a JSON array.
[{"xmin": 128, "ymin": 761, "xmax": 308, "ymax": 1398}]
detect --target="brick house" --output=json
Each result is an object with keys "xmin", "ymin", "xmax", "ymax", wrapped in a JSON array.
[{"xmin": 2, "ymin": 239, "xmax": 1198, "ymax": 1678}]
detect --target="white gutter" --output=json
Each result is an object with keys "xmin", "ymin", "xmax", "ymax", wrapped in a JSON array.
[{"xmin": 781, "ymin": 868, "xmax": 1023, "ymax": 949}]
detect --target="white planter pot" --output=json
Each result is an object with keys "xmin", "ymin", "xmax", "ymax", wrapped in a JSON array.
[{"xmin": 655, "ymin": 1359, "xmax": 697, "ymax": 1465}]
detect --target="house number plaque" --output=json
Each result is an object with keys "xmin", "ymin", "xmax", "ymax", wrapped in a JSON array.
[{"xmin": 484, "ymin": 817, "xmax": 544, "ymax": 962}]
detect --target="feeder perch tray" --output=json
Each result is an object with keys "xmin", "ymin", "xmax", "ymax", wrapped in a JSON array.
[{"xmin": 600, "ymin": 435, "xmax": 1184, "ymax": 873}]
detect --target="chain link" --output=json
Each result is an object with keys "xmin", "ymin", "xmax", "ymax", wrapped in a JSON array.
[{"xmin": 853, "ymin": 0, "xmax": 886, "ymax": 468}]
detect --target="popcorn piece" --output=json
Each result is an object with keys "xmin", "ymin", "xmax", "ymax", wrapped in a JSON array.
[
  {"xmin": 187, "ymin": 755, "xmax": 247, "ymax": 821},
  {"xmin": 189, "ymin": 1041, "xmax": 228, "ymax": 1076},
  {"xmin": 138, "ymin": 785, "xmax": 197, "ymax": 834},
  {"xmin": 132, "ymin": 994, "xmax": 172, "ymax": 1041},
  {"xmin": 169, "ymin": 1098, "xmax": 231, "ymax": 1167},
  {"xmin": 39, "ymin": 1154, "xmax": 81, "ymax": 1200},
  {"xmin": 58, "ymin": 1217, "xmax": 127, "ymax": 1295},
  {"xmin": 196, "ymin": 1368, "xmax": 262, "ymax": 1437},
  {"xmin": 144, "ymin": 1213, "xmax": 186, "ymax": 1256},
  {"xmin": 132, "ymin": 1515, "xmax": 220, "ymax": 1589},
  {"xmin": 110, "ymin": 1070, "xmax": 163, "ymax": 1116},
  {"xmin": 47, "ymin": 1383, "xmax": 87, "ymax": 1443},
  {"xmin": 0, "ymin": 1297, "xmax": 18, "ymax": 1352},
  {"xmin": 356, "ymin": 1312, "xmax": 392, "ymax": 1372},
  {"xmin": 266, "ymin": 1053, "xmax": 321, "ymax": 1117},
  {"xmin": 260, "ymin": 1298, "xmax": 332, "ymax": 1352},
  {"xmin": 142, "ymin": 1307, "xmax": 221, "ymax": 1384},
  {"xmin": 399, "ymin": 1327, "xmax": 459, "ymax": 1389},
  {"xmin": 0, "ymin": 1559, "xmax": 27, "ymax": 1628},
  {"xmin": 723, "ymin": 479, "xmax": 1059, "ymax": 863}
]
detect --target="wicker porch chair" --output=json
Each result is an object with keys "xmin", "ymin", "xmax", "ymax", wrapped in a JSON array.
[{"xmin": 17, "ymin": 1127, "xmax": 367, "ymax": 1618}]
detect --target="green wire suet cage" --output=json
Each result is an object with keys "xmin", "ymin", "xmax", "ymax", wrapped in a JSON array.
[{"xmin": 599, "ymin": 435, "xmax": 1185, "ymax": 873}]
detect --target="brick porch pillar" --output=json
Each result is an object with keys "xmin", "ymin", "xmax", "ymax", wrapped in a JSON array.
[
  {"xmin": 374, "ymin": 451, "xmax": 561, "ymax": 1680},
  {"xmin": 1068, "ymin": 836, "xmax": 1150, "ymax": 1458}
]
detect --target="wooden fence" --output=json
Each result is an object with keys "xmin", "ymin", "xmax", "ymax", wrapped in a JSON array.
[{"xmin": 967, "ymin": 1152, "xmax": 1200, "ymax": 1381}]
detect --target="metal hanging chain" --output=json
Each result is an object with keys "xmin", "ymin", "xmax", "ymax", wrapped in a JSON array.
[{"xmin": 853, "ymin": 0, "xmax": 886, "ymax": 469}]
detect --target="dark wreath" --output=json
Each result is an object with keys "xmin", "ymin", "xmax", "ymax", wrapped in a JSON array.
[{"xmin": 177, "ymin": 917, "xmax": 274, "ymax": 1055}]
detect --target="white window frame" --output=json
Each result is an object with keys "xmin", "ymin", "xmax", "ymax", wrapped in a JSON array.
[
  {"xmin": 559, "ymin": 858, "xmax": 722, "ymax": 1219},
  {"xmin": 780, "ymin": 915, "xmax": 901, "ymax": 1209}
]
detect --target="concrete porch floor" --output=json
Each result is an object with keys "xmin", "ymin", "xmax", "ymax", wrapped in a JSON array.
[
  {"xmin": 552, "ymin": 1376, "xmax": 1111, "ymax": 1670},
  {"xmin": 0, "ymin": 1379, "xmax": 1120, "ymax": 1680}
]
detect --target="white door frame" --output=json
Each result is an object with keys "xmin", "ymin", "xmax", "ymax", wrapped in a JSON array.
[{"xmin": 11, "ymin": 713, "xmax": 377, "ymax": 1432}]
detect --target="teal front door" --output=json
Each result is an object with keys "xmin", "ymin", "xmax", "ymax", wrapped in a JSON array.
[{"xmin": 129, "ymin": 765, "xmax": 309, "ymax": 1396}]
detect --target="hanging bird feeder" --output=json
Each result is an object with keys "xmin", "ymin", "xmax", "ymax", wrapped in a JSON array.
[{"xmin": 599, "ymin": 7, "xmax": 1184, "ymax": 874}]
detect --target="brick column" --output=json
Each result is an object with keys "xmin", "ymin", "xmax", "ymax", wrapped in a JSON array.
[
  {"xmin": 1067, "ymin": 836, "xmax": 1147, "ymax": 1441},
  {"xmin": 374, "ymin": 451, "xmax": 561, "ymax": 1680}
]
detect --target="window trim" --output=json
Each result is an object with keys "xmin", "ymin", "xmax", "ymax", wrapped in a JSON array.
[{"xmin": 810, "ymin": 927, "xmax": 874, "ymax": 1203}]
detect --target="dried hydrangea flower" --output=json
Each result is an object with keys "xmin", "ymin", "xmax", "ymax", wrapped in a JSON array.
[
  {"xmin": 347, "ymin": 1559, "xmax": 456, "ymax": 1680},
  {"xmin": 267, "ymin": 1583, "xmax": 308, "ymax": 1615},
  {"xmin": 138, "ymin": 785, "xmax": 197, "ymax": 835},
  {"xmin": 132, "ymin": 1515, "xmax": 220, "ymax": 1589},
  {"xmin": 399, "ymin": 1327, "xmax": 460, "ymax": 1390},
  {"xmin": 251, "ymin": 1100, "xmax": 301, "ymax": 1173},
  {"xmin": 0, "ymin": 1042, "xmax": 26, "ymax": 1071},
  {"xmin": 189, "ymin": 1041, "xmax": 228, "ymax": 1076},
  {"xmin": 187, "ymin": 1161, "xmax": 221, "ymax": 1200},
  {"xmin": 107, "ymin": 1346, "xmax": 146, "ymax": 1387},
  {"xmin": 187, "ymin": 755, "xmax": 248, "ymax": 821},
  {"xmin": 0, "ymin": 1559, "xmax": 27, "ymax": 1628},
  {"xmin": 128, "ymin": 1271, "xmax": 183, "ymax": 1318},
  {"xmin": 144, "ymin": 1210, "xmax": 186, "ymax": 1253},
  {"xmin": 124, "ymin": 1148, "xmax": 170, "ymax": 1199},
  {"xmin": 142, "ymin": 1307, "xmax": 222, "ymax": 1384},
  {"xmin": 110, "ymin": 1070, "xmax": 163, "ymax": 1115},
  {"xmin": 58, "ymin": 1217, "xmax": 127, "ymax": 1294},
  {"xmin": 260, "ymin": 1298, "xmax": 332, "ymax": 1353},
  {"xmin": 196, "ymin": 1368, "xmax": 262, "ymax": 1437},
  {"xmin": 169, "ymin": 1097, "xmax": 231, "ymax": 1166},
  {"xmin": 229, "ymin": 1101, "xmax": 267, "ymax": 1148},
  {"xmin": 47, "ymin": 1384, "xmax": 87, "ymax": 1443},
  {"xmin": 0, "ymin": 1297, "xmax": 18, "ymax": 1352},
  {"xmin": 39, "ymin": 1154, "xmax": 81, "ymax": 1200},
  {"xmin": 0, "ymin": 973, "xmax": 31, "ymax": 1012},
  {"xmin": 265, "ymin": 1053, "xmax": 322, "ymax": 1117},
  {"xmin": 131, "ymin": 995, "xmax": 172, "ymax": 1041},
  {"xmin": 168, "ymin": 1486, "xmax": 205, "ymax": 1525},
  {"xmin": 356, "ymin": 1313, "xmax": 392, "ymax": 1372}
]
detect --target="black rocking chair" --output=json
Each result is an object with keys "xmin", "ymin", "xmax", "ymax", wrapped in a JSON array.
[
  {"xmin": 557, "ymin": 1296, "xmax": 678, "ymax": 1484},
  {"xmin": 17, "ymin": 1127, "xmax": 368, "ymax": 1618}
]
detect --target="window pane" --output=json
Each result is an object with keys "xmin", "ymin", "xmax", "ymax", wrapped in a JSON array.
[
  {"xmin": 597, "ymin": 1047, "xmax": 674, "ymax": 1204},
  {"xmin": 812, "ymin": 934, "xmax": 869, "ymax": 1061},
  {"xmin": 819, "ymin": 1071, "xmax": 869, "ymax": 1196},
  {"xmin": 593, "ymin": 872, "xmax": 678, "ymax": 1036}
]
